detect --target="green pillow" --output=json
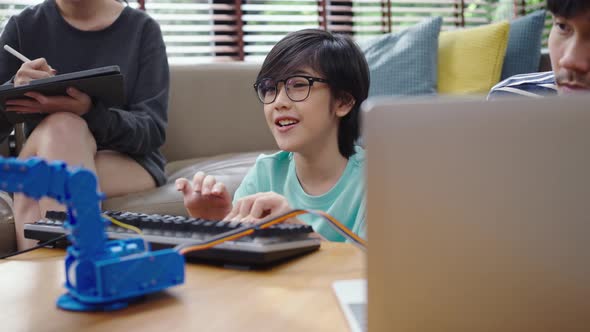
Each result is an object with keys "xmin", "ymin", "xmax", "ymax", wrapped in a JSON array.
[{"xmin": 359, "ymin": 17, "xmax": 443, "ymax": 97}]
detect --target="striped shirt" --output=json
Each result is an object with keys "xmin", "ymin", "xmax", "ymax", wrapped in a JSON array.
[{"xmin": 487, "ymin": 71, "xmax": 558, "ymax": 100}]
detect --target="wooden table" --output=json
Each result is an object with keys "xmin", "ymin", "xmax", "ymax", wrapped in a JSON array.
[{"xmin": 0, "ymin": 243, "xmax": 365, "ymax": 332}]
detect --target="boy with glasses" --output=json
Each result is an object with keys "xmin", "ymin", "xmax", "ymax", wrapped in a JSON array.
[
  {"xmin": 176, "ymin": 29, "xmax": 369, "ymax": 241},
  {"xmin": 488, "ymin": 0, "xmax": 590, "ymax": 98}
]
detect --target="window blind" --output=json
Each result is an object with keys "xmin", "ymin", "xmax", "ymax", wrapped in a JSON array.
[{"xmin": 0, "ymin": 0, "xmax": 549, "ymax": 62}]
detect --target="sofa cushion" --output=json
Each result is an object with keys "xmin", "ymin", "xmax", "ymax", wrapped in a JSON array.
[
  {"xmin": 103, "ymin": 151, "xmax": 268, "ymax": 216},
  {"xmin": 359, "ymin": 16, "xmax": 443, "ymax": 97},
  {"xmin": 161, "ymin": 63, "xmax": 275, "ymax": 163},
  {"xmin": 438, "ymin": 21, "xmax": 510, "ymax": 94},
  {"xmin": 501, "ymin": 10, "xmax": 547, "ymax": 80}
]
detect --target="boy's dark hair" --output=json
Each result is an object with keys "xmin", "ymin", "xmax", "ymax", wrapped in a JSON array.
[
  {"xmin": 257, "ymin": 29, "xmax": 370, "ymax": 159},
  {"xmin": 548, "ymin": 0, "xmax": 590, "ymax": 18}
]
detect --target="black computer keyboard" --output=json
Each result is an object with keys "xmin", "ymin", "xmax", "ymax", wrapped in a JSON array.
[{"xmin": 24, "ymin": 211, "xmax": 321, "ymax": 268}]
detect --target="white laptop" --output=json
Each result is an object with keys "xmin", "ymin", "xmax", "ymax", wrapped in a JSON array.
[
  {"xmin": 361, "ymin": 95, "xmax": 590, "ymax": 332},
  {"xmin": 332, "ymin": 279, "xmax": 367, "ymax": 332}
]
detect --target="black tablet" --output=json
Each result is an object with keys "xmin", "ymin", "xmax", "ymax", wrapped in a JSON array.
[{"xmin": 0, "ymin": 65, "xmax": 125, "ymax": 124}]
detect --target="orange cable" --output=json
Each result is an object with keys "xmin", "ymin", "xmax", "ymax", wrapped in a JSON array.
[{"xmin": 178, "ymin": 209, "xmax": 366, "ymax": 255}]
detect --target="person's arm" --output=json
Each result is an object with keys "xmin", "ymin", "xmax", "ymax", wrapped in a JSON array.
[
  {"xmin": 81, "ymin": 20, "xmax": 168, "ymax": 155},
  {"xmin": 0, "ymin": 17, "xmax": 22, "ymax": 143},
  {"xmin": 0, "ymin": 17, "xmax": 23, "ymax": 85}
]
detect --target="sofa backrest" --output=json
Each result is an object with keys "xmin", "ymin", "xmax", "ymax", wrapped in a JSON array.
[{"xmin": 161, "ymin": 63, "xmax": 276, "ymax": 162}]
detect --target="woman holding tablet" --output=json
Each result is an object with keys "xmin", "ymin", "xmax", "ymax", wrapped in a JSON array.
[{"xmin": 0, "ymin": 0, "xmax": 169, "ymax": 250}]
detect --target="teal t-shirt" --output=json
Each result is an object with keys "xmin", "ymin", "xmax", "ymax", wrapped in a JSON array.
[{"xmin": 233, "ymin": 147, "xmax": 366, "ymax": 242}]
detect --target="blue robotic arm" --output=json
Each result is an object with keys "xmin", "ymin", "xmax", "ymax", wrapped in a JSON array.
[{"xmin": 0, "ymin": 157, "xmax": 184, "ymax": 311}]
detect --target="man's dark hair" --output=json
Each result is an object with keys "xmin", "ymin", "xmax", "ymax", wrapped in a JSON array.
[
  {"xmin": 257, "ymin": 29, "xmax": 370, "ymax": 159},
  {"xmin": 548, "ymin": 0, "xmax": 590, "ymax": 18}
]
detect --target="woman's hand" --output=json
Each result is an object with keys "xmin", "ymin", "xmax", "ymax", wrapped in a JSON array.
[
  {"xmin": 176, "ymin": 171, "xmax": 232, "ymax": 220},
  {"xmin": 224, "ymin": 192, "xmax": 297, "ymax": 223},
  {"xmin": 9, "ymin": 58, "xmax": 91, "ymax": 116},
  {"xmin": 13, "ymin": 58, "xmax": 56, "ymax": 87},
  {"xmin": 5, "ymin": 87, "xmax": 92, "ymax": 116}
]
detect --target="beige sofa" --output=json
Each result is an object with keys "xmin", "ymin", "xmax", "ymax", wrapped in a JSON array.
[
  {"xmin": 0, "ymin": 54, "xmax": 553, "ymax": 254},
  {"xmin": 103, "ymin": 62, "xmax": 275, "ymax": 215},
  {"xmin": 0, "ymin": 63, "xmax": 274, "ymax": 254}
]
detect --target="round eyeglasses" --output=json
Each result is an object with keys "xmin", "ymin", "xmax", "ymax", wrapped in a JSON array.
[{"xmin": 253, "ymin": 75, "xmax": 329, "ymax": 104}]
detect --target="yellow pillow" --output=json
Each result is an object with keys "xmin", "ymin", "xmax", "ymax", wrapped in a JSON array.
[{"xmin": 438, "ymin": 21, "xmax": 510, "ymax": 94}]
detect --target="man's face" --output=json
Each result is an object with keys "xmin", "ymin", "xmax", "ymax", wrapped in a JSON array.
[{"xmin": 548, "ymin": 10, "xmax": 590, "ymax": 95}]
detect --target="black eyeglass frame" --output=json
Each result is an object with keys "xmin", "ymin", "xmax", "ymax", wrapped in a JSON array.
[{"xmin": 253, "ymin": 75, "xmax": 329, "ymax": 104}]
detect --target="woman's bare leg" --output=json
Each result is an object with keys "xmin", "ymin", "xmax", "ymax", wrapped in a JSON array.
[
  {"xmin": 14, "ymin": 113, "xmax": 157, "ymax": 250},
  {"xmin": 94, "ymin": 150, "xmax": 156, "ymax": 198},
  {"xmin": 14, "ymin": 112, "xmax": 97, "ymax": 250}
]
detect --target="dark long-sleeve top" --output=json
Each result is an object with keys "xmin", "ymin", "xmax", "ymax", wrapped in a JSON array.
[{"xmin": 0, "ymin": 0, "xmax": 169, "ymax": 185}]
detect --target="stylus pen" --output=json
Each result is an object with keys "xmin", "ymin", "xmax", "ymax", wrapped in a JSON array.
[
  {"xmin": 3, "ymin": 44, "xmax": 57, "ymax": 75},
  {"xmin": 3, "ymin": 44, "xmax": 31, "ymax": 63}
]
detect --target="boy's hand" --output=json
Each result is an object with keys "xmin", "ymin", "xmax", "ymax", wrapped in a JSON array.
[
  {"xmin": 176, "ymin": 171, "xmax": 232, "ymax": 220},
  {"xmin": 224, "ymin": 192, "xmax": 298, "ymax": 223}
]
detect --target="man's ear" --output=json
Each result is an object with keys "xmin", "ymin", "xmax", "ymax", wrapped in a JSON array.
[{"xmin": 334, "ymin": 92, "xmax": 356, "ymax": 118}]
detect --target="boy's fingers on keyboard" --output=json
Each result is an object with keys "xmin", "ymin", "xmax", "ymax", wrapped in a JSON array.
[
  {"xmin": 192, "ymin": 171, "xmax": 206, "ymax": 192},
  {"xmin": 224, "ymin": 199, "xmax": 244, "ymax": 221},
  {"xmin": 237, "ymin": 195, "xmax": 257, "ymax": 220},
  {"xmin": 211, "ymin": 182, "xmax": 229, "ymax": 198},
  {"xmin": 175, "ymin": 178, "xmax": 190, "ymax": 193},
  {"xmin": 250, "ymin": 193, "xmax": 290, "ymax": 220},
  {"xmin": 239, "ymin": 217, "xmax": 259, "ymax": 224},
  {"xmin": 249, "ymin": 195, "xmax": 273, "ymax": 219},
  {"xmin": 223, "ymin": 209, "xmax": 237, "ymax": 221},
  {"xmin": 201, "ymin": 174, "xmax": 217, "ymax": 195}
]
